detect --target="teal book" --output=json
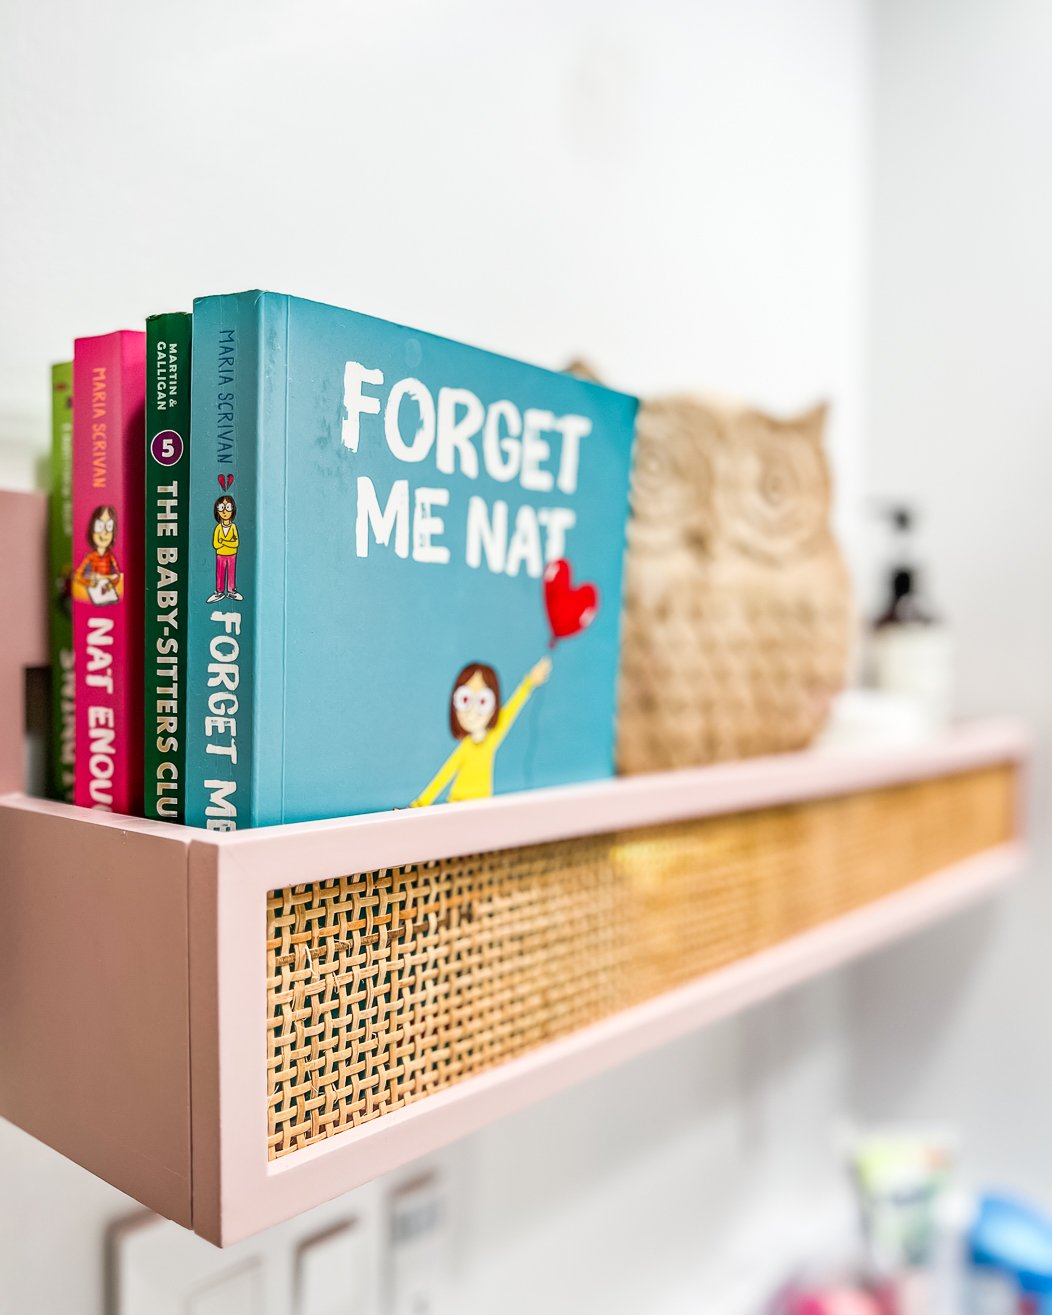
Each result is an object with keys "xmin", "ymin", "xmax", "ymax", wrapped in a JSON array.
[
  {"xmin": 144, "ymin": 312, "xmax": 192, "ymax": 821},
  {"xmin": 48, "ymin": 361, "xmax": 75, "ymax": 801},
  {"xmin": 184, "ymin": 291, "xmax": 638, "ymax": 829}
]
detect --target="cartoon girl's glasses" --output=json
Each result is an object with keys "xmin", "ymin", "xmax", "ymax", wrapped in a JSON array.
[{"xmin": 452, "ymin": 686, "xmax": 496, "ymax": 716}]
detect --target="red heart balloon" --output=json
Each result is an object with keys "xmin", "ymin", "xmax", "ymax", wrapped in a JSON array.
[{"xmin": 543, "ymin": 559, "xmax": 599, "ymax": 645}]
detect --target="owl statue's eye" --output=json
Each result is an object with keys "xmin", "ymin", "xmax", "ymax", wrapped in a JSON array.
[
  {"xmin": 722, "ymin": 415, "xmax": 830, "ymax": 565},
  {"xmin": 627, "ymin": 400, "xmax": 716, "ymax": 556}
]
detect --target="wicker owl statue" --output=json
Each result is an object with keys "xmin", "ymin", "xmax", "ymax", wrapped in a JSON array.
[{"xmin": 616, "ymin": 396, "xmax": 852, "ymax": 773}]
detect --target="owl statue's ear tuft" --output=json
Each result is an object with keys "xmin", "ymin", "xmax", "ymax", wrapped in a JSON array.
[
  {"xmin": 796, "ymin": 402, "xmax": 829, "ymax": 445},
  {"xmin": 564, "ymin": 359, "xmax": 604, "ymax": 384}
]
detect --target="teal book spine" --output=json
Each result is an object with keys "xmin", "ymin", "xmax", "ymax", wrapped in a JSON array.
[
  {"xmin": 184, "ymin": 293, "xmax": 288, "ymax": 830},
  {"xmin": 144, "ymin": 312, "xmax": 192, "ymax": 822},
  {"xmin": 47, "ymin": 361, "xmax": 75, "ymax": 801}
]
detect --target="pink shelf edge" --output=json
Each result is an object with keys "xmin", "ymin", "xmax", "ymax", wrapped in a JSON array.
[{"xmin": 214, "ymin": 839, "xmax": 1025, "ymax": 1244}]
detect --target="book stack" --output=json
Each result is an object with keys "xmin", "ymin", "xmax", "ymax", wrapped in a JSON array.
[{"xmin": 45, "ymin": 292, "xmax": 638, "ymax": 829}]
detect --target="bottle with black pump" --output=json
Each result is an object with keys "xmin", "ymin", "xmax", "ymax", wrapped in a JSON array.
[{"xmin": 870, "ymin": 505, "xmax": 953, "ymax": 729}]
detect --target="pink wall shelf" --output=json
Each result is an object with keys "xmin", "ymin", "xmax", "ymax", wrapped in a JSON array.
[{"xmin": 0, "ymin": 490, "xmax": 1031, "ymax": 1245}]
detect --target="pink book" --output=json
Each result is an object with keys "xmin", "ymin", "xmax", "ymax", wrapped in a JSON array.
[{"xmin": 72, "ymin": 331, "xmax": 146, "ymax": 814}]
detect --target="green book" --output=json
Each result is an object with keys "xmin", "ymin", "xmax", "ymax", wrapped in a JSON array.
[
  {"xmin": 48, "ymin": 361, "xmax": 75, "ymax": 801},
  {"xmin": 144, "ymin": 312, "xmax": 192, "ymax": 822}
]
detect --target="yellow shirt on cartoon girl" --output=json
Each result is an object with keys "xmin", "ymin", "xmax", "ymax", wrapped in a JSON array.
[
  {"xmin": 213, "ymin": 522, "xmax": 239, "ymax": 555},
  {"xmin": 412, "ymin": 659, "xmax": 551, "ymax": 806}
]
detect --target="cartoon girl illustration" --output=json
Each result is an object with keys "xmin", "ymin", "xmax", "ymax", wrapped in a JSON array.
[
  {"xmin": 207, "ymin": 494, "xmax": 242, "ymax": 602},
  {"xmin": 411, "ymin": 656, "xmax": 552, "ymax": 806},
  {"xmin": 72, "ymin": 504, "xmax": 122, "ymax": 604}
]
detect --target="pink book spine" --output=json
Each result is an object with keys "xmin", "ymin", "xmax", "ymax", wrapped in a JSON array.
[{"xmin": 72, "ymin": 331, "xmax": 146, "ymax": 814}]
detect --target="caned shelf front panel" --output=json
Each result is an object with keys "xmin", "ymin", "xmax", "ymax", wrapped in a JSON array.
[{"xmin": 264, "ymin": 765, "xmax": 1014, "ymax": 1161}]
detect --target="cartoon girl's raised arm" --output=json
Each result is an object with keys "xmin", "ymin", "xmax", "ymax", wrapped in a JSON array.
[
  {"xmin": 411, "ymin": 739, "xmax": 466, "ymax": 808},
  {"xmin": 490, "ymin": 657, "xmax": 551, "ymax": 749}
]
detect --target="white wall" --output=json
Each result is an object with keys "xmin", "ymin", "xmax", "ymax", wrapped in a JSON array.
[
  {"xmin": 1, "ymin": 0, "xmax": 870, "ymax": 562},
  {"xmin": 852, "ymin": 0, "xmax": 1052, "ymax": 1195},
  {"xmin": 0, "ymin": 1, "xmax": 871, "ymax": 1310}
]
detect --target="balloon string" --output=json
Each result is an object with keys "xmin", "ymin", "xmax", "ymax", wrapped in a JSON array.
[{"xmin": 522, "ymin": 680, "xmax": 544, "ymax": 791}]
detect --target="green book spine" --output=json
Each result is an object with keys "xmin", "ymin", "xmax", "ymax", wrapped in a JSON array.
[
  {"xmin": 48, "ymin": 362, "xmax": 75, "ymax": 802},
  {"xmin": 144, "ymin": 312, "xmax": 192, "ymax": 822}
]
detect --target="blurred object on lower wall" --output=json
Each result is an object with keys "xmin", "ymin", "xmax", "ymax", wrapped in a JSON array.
[
  {"xmin": 770, "ymin": 1283, "xmax": 885, "ymax": 1315},
  {"xmin": 967, "ymin": 1193, "xmax": 1052, "ymax": 1315},
  {"xmin": 615, "ymin": 392, "xmax": 852, "ymax": 771},
  {"xmin": 845, "ymin": 1126, "xmax": 957, "ymax": 1315}
]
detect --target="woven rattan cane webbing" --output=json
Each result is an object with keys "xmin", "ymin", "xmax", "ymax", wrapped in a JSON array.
[{"xmin": 266, "ymin": 765, "xmax": 1014, "ymax": 1159}]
